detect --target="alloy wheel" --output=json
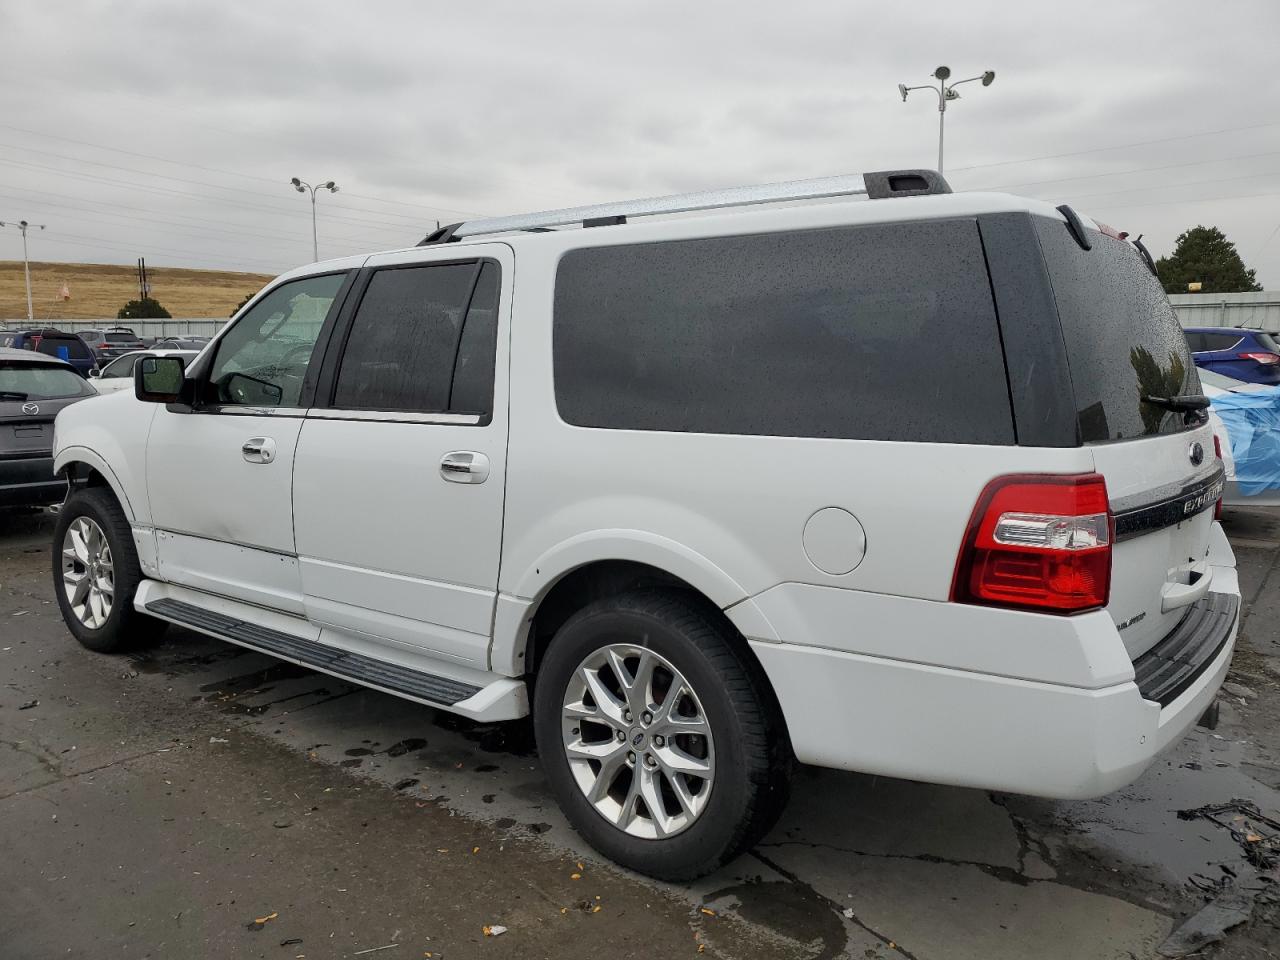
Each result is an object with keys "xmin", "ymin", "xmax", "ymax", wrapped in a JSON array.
[
  {"xmin": 61, "ymin": 516, "xmax": 114, "ymax": 629},
  {"xmin": 561, "ymin": 644, "xmax": 715, "ymax": 839}
]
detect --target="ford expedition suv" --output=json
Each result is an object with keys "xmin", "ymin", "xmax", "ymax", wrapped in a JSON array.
[{"xmin": 49, "ymin": 170, "xmax": 1238, "ymax": 880}]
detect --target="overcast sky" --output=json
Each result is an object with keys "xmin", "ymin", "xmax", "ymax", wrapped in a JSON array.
[{"xmin": 2, "ymin": 0, "xmax": 1278, "ymax": 288}]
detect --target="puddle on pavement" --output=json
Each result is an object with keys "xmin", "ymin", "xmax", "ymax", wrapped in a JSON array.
[{"xmin": 705, "ymin": 878, "xmax": 847, "ymax": 960}]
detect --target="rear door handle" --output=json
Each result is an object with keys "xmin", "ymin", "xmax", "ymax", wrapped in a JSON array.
[
  {"xmin": 440, "ymin": 451, "xmax": 490, "ymax": 484},
  {"xmin": 242, "ymin": 437, "xmax": 277, "ymax": 464}
]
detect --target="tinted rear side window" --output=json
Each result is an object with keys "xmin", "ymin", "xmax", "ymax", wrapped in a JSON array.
[
  {"xmin": 1201, "ymin": 332, "xmax": 1244, "ymax": 351},
  {"xmin": 1035, "ymin": 219, "xmax": 1200, "ymax": 442},
  {"xmin": 36, "ymin": 336, "xmax": 92, "ymax": 360},
  {"xmin": 553, "ymin": 220, "xmax": 1014, "ymax": 443},
  {"xmin": 333, "ymin": 260, "xmax": 497, "ymax": 415}
]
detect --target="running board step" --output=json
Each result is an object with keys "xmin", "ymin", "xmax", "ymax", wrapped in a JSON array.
[{"xmin": 145, "ymin": 597, "xmax": 482, "ymax": 706}]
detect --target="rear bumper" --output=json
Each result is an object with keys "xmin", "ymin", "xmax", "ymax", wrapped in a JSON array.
[
  {"xmin": 745, "ymin": 540, "xmax": 1240, "ymax": 799},
  {"xmin": 0, "ymin": 456, "xmax": 63, "ymax": 506}
]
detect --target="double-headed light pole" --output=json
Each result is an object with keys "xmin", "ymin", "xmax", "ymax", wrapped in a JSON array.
[
  {"xmin": 898, "ymin": 66, "xmax": 995, "ymax": 175},
  {"xmin": 1, "ymin": 219, "xmax": 47, "ymax": 323},
  {"xmin": 290, "ymin": 177, "xmax": 339, "ymax": 262}
]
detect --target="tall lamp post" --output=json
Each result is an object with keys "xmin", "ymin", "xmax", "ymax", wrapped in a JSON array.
[
  {"xmin": 289, "ymin": 177, "xmax": 339, "ymax": 261},
  {"xmin": 1, "ymin": 219, "xmax": 47, "ymax": 323},
  {"xmin": 898, "ymin": 66, "xmax": 996, "ymax": 175}
]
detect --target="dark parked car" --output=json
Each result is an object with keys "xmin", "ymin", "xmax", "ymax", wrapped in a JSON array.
[
  {"xmin": 0, "ymin": 347, "xmax": 97, "ymax": 506},
  {"xmin": 152, "ymin": 336, "xmax": 212, "ymax": 350},
  {"xmin": 0, "ymin": 328, "xmax": 98, "ymax": 377},
  {"xmin": 76, "ymin": 327, "xmax": 147, "ymax": 363},
  {"xmin": 1184, "ymin": 326, "xmax": 1280, "ymax": 386}
]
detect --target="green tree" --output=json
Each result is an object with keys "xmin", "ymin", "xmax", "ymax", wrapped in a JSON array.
[
  {"xmin": 1155, "ymin": 225, "xmax": 1262, "ymax": 294},
  {"xmin": 117, "ymin": 297, "xmax": 172, "ymax": 320},
  {"xmin": 231, "ymin": 293, "xmax": 253, "ymax": 317}
]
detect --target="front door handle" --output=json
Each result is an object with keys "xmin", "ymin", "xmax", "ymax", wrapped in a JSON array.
[
  {"xmin": 242, "ymin": 437, "xmax": 277, "ymax": 464},
  {"xmin": 440, "ymin": 451, "xmax": 490, "ymax": 484}
]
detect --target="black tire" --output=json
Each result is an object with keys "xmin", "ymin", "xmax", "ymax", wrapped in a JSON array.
[
  {"xmin": 533, "ymin": 588, "xmax": 792, "ymax": 881},
  {"xmin": 52, "ymin": 486, "xmax": 167, "ymax": 653}
]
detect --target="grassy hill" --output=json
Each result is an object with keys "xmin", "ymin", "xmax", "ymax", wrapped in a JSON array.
[{"xmin": 0, "ymin": 261, "xmax": 275, "ymax": 323}]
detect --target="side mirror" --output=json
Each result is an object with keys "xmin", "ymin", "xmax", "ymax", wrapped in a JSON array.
[
  {"xmin": 135, "ymin": 355, "xmax": 186, "ymax": 403},
  {"xmin": 88, "ymin": 367, "xmax": 101, "ymax": 378}
]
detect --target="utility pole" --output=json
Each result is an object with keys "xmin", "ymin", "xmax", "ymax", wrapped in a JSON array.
[
  {"xmin": 1, "ymin": 219, "xmax": 46, "ymax": 323},
  {"xmin": 289, "ymin": 178, "xmax": 339, "ymax": 261},
  {"xmin": 898, "ymin": 67, "xmax": 996, "ymax": 175}
]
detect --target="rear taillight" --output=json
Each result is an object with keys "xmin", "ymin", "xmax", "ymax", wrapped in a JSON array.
[
  {"xmin": 1213, "ymin": 435, "xmax": 1224, "ymax": 520},
  {"xmin": 952, "ymin": 473, "xmax": 1113, "ymax": 613},
  {"xmin": 98, "ymin": 342, "xmax": 109, "ymax": 349},
  {"xmin": 1239, "ymin": 351, "xmax": 1280, "ymax": 365}
]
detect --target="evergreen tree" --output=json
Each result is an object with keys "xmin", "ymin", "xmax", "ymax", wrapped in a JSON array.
[{"xmin": 1155, "ymin": 226, "xmax": 1262, "ymax": 294}]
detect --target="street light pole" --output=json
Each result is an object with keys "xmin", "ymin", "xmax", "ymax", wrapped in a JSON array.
[
  {"xmin": 289, "ymin": 178, "xmax": 339, "ymax": 261},
  {"xmin": 1, "ymin": 219, "xmax": 47, "ymax": 323},
  {"xmin": 898, "ymin": 67, "xmax": 996, "ymax": 176}
]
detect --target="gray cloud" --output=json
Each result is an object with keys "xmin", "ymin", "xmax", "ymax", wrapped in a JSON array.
[{"xmin": 1, "ymin": 0, "xmax": 1277, "ymax": 286}]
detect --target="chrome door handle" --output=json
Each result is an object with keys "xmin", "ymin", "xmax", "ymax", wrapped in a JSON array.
[
  {"xmin": 242, "ymin": 437, "xmax": 277, "ymax": 464},
  {"xmin": 440, "ymin": 451, "xmax": 490, "ymax": 484}
]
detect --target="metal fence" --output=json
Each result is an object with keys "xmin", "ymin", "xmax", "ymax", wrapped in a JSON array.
[
  {"xmin": 0, "ymin": 317, "xmax": 228, "ymax": 339},
  {"xmin": 1169, "ymin": 292, "xmax": 1280, "ymax": 333}
]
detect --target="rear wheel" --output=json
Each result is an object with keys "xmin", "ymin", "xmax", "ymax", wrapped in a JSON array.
[
  {"xmin": 52, "ymin": 486, "xmax": 166, "ymax": 653},
  {"xmin": 533, "ymin": 589, "xmax": 791, "ymax": 880}
]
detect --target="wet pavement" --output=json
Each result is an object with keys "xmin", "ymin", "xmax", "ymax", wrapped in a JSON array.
[{"xmin": 2, "ymin": 505, "xmax": 1278, "ymax": 959}]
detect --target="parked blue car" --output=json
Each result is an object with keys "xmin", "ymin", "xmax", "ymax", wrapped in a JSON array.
[
  {"xmin": 0, "ymin": 328, "xmax": 97, "ymax": 377},
  {"xmin": 1183, "ymin": 326, "xmax": 1280, "ymax": 386}
]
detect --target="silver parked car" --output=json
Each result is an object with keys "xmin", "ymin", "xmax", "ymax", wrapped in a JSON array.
[{"xmin": 0, "ymin": 347, "xmax": 96, "ymax": 507}]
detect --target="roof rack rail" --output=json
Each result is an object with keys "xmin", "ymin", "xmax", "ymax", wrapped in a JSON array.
[{"xmin": 417, "ymin": 168, "xmax": 950, "ymax": 245}]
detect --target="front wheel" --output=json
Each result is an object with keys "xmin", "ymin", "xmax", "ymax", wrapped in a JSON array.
[
  {"xmin": 533, "ymin": 589, "xmax": 791, "ymax": 881},
  {"xmin": 52, "ymin": 486, "xmax": 166, "ymax": 653}
]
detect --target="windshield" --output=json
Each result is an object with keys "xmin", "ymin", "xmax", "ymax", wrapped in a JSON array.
[
  {"xmin": 1035, "ymin": 219, "xmax": 1202, "ymax": 442},
  {"xmin": 0, "ymin": 361, "xmax": 94, "ymax": 399}
]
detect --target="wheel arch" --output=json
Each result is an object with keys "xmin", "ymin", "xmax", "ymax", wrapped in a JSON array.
[{"xmin": 55, "ymin": 447, "xmax": 136, "ymax": 522}]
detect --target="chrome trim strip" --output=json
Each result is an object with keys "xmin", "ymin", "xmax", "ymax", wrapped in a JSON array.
[
  {"xmin": 306, "ymin": 409, "xmax": 483, "ymax": 426},
  {"xmin": 1112, "ymin": 463, "xmax": 1226, "ymax": 542}
]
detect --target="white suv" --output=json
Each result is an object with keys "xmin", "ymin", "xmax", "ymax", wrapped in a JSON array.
[{"xmin": 50, "ymin": 170, "xmax": 1238, "ymax": 880}]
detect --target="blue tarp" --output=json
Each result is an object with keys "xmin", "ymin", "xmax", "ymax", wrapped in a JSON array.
[{"xmin": 1210, "ymin": 386, "xmax": 1280, "ymax": 495}]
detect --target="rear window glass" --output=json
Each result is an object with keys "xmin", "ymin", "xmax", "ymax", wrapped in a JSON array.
[
  {"xmin": 105, "ymin": 333, "xmax": 140, "ymax": 343},
  {"xmin": 0, "ymin": 361, "xmax": 93, "ymax": 399},
  {"xmin": 35, "ymin": 336, "xmax": 92, "ymax": 360},
  {"xmin": 553, "ymin": 220, "xmax": 1014, "ymax": 443},
  {"xmin": 1256, "ymin": 332, "xmax": 1280, "ymax": 354},
  {"xmin": 1034, "ymin": 219, "xmax": 1201, "ymax": 442}
]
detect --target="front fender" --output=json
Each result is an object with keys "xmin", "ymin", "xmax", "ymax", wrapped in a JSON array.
[{"xmin": 54, "ymin": 445, "xmax": 139, "ymax": 523}]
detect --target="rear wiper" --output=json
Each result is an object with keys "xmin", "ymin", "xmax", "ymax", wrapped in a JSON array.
[
  {"xmin": 0, "ymin": 390, "xmax": 29, "ymax": 400},
  {"xmin": 1142, "ymin": 394, "xmax": 1210, "ymax": 412}
]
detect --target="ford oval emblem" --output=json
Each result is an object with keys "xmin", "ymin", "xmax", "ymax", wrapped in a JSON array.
[
  {"xmin": 1188, "ymin": 441, "xmax": 1204, "ymax": 466},
  {"xmin": 21, "ymin": 401, "xmax": 39, "ymax": 416}
]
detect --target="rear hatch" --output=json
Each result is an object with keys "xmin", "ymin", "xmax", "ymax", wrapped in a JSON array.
[
  {"xmin": 1035, "ymin": 217, "xmax": 1222, "ymax": 660},
  {"xmin": 98, "ymin": 332, "xmax": 145, "ymax": 359},
  {"xmin": 0, "ymin": 359, "xmax": 96, "ymax": 457}
]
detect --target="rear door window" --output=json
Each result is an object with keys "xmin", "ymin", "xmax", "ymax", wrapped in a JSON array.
[
  {"xmin": 1034, "ymin": 219, "xmax": 1201, "ymax": 442},
  {"xmin": 553, "ymin": 219, "xmax": 1013, "ymax": 443},
  {"xmin": 331, "ymin": 260, "xmax": 499, "ymax": 416}
]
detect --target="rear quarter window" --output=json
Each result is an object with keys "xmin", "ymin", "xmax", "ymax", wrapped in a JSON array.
[
  {"xmin": 1034, "ymin": 219, "xmax": 1200, "ymax": 442},
  {"xmin": 36, "ymin": 336, "xmax": 92, "ymax": 360},
  {"xmin": 553, "ymin": 219, "xmax": 1014, "ymax": 444}
]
